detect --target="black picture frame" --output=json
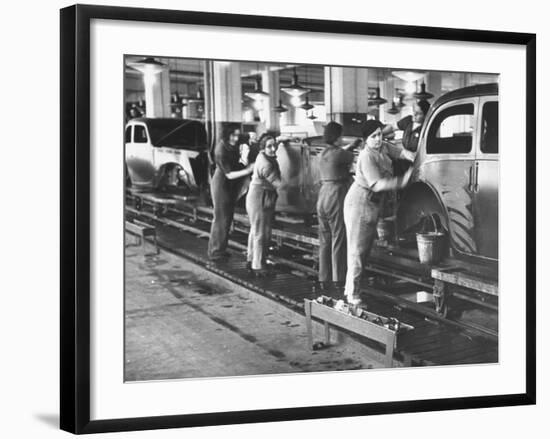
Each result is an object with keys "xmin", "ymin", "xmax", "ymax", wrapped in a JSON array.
[{"xmin": 60, "ymin": 4, "xmax": 536, "ymax": 434}]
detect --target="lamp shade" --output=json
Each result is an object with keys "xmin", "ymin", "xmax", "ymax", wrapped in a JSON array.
[
  {"xmin": 128, "ymin": 57, "xmax": 166, "ymax": 74},
  {"xmin": 281, "ymin": 68, "xmax": 310, "ymax": 97},
  {"xmin": 391, "ymin": 70, "xmax": 425, "ymax": 82},
  {"xmin": 245, "ymin": 77, "xmax": 270, "ymax": 100},
  {"xmin": 368, "ymin": 87, "xmax": 387, "ymax": 106},
  {"xmin": 300, "ymin": 96, "xmax": 314, "ymax": 111},
  {"xmin": 387, "ymin": 102, "xmax": 400, "ymax": 115},
  {"xmin": 273, "ymin": 99, "xmax": 288, "ymax": 113},
  {"xmin": 414, "ymin": 82, "xmax": 434, "ymax": 100}
]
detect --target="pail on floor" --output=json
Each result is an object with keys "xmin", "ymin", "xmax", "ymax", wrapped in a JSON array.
[
  {"xmin": 377, "ymin": 218, "xmax": 394, "ymax": 242},
  {"xmin": 416, "ymin": 232, "xmax": 445, "ymax": 264}
]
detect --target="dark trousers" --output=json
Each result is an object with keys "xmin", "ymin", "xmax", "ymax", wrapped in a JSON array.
[
  {"xmin": 317, "ymin": 182, "xmax": 348, "ymax": 283},
  {"xmin": 208, "ymin": 169, "xmax": 237, "ymax": 259}
]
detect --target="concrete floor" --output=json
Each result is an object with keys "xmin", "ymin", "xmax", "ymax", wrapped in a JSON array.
[{"xmin": 124, "ymin": 239, "xmax": 386, "ymax": 382}]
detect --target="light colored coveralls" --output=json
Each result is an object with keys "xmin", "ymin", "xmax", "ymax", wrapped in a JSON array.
[
  {"xmin": 317, "ymin": 145, "xmax": 354, "ymax": 283},
  {"xmin": 246, "ymin": 152, "xmax": 281, "ymax": 270},
  {"xmin": 343, "ymin": 142, "xmax": 406, "ymax": 300}
]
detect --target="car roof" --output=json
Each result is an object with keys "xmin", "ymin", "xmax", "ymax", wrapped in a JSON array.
[{"xmin": 432, "ymin": 83, "xmax": 498, "ymax": 110}]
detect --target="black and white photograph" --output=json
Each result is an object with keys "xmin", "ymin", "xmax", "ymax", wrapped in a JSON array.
[{"xmin": 124, "ymin": 56, "xmax": 500, "ymax": 381}]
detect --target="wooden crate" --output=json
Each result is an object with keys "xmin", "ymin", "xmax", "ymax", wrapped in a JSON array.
[{"xmin": 304, "ymin": 298, "xmax": 414, "ymax": 368}]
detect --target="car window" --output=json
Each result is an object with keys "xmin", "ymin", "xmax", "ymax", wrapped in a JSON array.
[
  {"xmin": 480, "ymin": 101, "xmax": 498, "ymax": 154},
  {"xmin": 427, "ymin": 103, "xmax": 474, "ymax": 154},
  {"xmin": 134, "ymin": 125, "xmax": 148, "ymax": 143},
  {"xmin": 125, "ymin": 126, "xmax": 132, "ymax": 143}
]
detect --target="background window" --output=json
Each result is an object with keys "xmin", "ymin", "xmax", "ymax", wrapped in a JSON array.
[
  {"xmin": 427, "ymin": 103, "xmax": 474, "ymax": 154},
  {"xmin": 134, "ymin": 125, "xmax": 148, "ymax": 143},
  {"xmin": 480, "ymin": 101, "xmax": 498, "ymax": 154},
  {"xmin": 125, "ymin": 126, "xmax": 132, "ymax": 143}
]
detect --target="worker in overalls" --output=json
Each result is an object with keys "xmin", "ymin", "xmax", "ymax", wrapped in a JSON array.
[
  {"xmin": 316, "ymin": 122, "xmax": 357, "ymax": 293},
  {"xmin": 208, "ymin": 125, "xmax": 254, "ymax": 261},
  {"xmin": 245, "ymin": 135, "xmax": 282, "ymax": 276},
  {"xmin": 343, "ymin": 120, "xmax": 415, "ymax": 305}
]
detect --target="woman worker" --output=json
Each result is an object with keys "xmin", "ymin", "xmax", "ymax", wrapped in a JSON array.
[
  {"xmin": 316, "ymin": 121, "xmax": 359, "ymax": 292},
  {"xmin": 384, "ymin": 99, "xmax": 430, "ymax": 176},
  {"xmin": 343, "ymin": 119, "xmax": 415, "ymax": 306},
  {"xmin": 208, "ymin": 125, "xmax": 254, "ymax": 261},
  {"xmin": 245, "ymin": 135, "xmax": 282, "ymax": 276}
]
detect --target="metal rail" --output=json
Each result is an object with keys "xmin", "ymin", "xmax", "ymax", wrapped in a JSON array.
[{"xmin": 126, "ymin": 200, "xmax": 498, "ymax": 341}]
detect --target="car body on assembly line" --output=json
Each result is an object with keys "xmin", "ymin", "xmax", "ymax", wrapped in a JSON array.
[
  {"xmin": 396, "ymin": 83, "xmax": 499, "ymax": 262},
  {"xmin": 125, "ymin": 118, "xmax": 209, "ymax": 193}
]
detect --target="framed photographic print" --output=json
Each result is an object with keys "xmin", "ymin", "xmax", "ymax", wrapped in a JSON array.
[{"xmin": 60, "ymin": 4, "xmax": 536, "ymax": 434}]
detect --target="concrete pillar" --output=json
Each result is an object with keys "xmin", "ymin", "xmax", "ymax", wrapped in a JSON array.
[
  {"xmin": 324, "ymin": 66, "xmax": 369, "ymax": 134},
  {"xmin": 425, "ymin": 71, "xmax": 443, "ymax": 102},
  {"xmin": 261, "ymin": 68, "xmax": 280, "ymax": 132},
  {"xmin": 143, "ymin": 67, "xmax": 171, "ymax": 118},
  {"xmin": 379, "ymin": 75, "xmax": 397, "ymax": 125},
  {"xmin": 212, "ymin": 61, "xmax": 242, "ymax": 125}
]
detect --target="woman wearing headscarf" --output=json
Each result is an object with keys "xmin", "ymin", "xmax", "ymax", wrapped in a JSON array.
[
  {"xmin": 343, "ymin": 120, "xmax": 415, "ymax": 305},
  {"xmin": 208, "ymin": 125, "xmax": 254, "ymax": 261},
  {"xmin": 316, "ymin": 121, "xmax": 359, "ymax": 292},
  {"xmin": 245, "ymin": 135, "xmax": 282, "ymax": 276},
  {"xmin": 385, "ymin": 100, "xmax": 431, "ymax": 176}
]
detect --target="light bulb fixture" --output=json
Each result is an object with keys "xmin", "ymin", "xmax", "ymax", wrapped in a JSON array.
[
  {"xmin": 128, "ymin": 57, "xmax": 166, "ymax": 75},
  {"xmin": 368, "ymin": 87, "xmax": 387, "ymax": 106},
  {"xmin": 273, "ymin": 99, "xmax": 288, "ymax": 113},
  {"xmin": 245, "ymin": 77, "xmax": 270, "ymax": 100},
  {"xmin": 307, "ymin": 111, "xmax": 317, "ymax": 120},
  {"xmin": 387, "ymin": 101, "xmax": 400, "ymax": 115},
  {"xmin": 290, "ymin": 96, "xmax": 302, "ymax": 107},
  {"xmin": 188, "ymin": 88, "xmax": 204, "ymax": 103},
  {"xmin": 300, "ymin": 96, "xmax": 314, "ymax": 111},
  {"xmin": 391, "ymin": 70, "xmax": 425, "ymax": 82},
  {"xmin": 414, "ymin": 81, "xmax": 434, "ymax": 100},
  {"xmin": 404, "ymin": 81, "xmax": 416, "ymax": 95},
  {"xmin": 281, "ymin": 67, "xmax": 310, "ymax": 97}
]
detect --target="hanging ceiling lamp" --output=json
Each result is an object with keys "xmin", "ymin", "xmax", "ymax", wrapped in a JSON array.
[
  {"xmin": 245, "ymin": 77, "xmax": 269, "ymax": 100},
  {"xmin": 188, "ymin": 87, "xmax": 204, "ymax": 103},
  {"xmin": 300, "ymin": 96, "xmax": 314, "ymax": 111},
  {"xmin": 273, "ymin": 99, "xmax": 288, "ymax": 113},
  {"xmin": 414, "ymin": 81, "xmax": 434, "ymax": 100},
  {"xmin": 245, "ymin": 63, "xmax": 269, "ymax": 100},
  {"xmin": 368, "ymin": 70, "xmax": 387, "ymax": 106},
  {"xmin": 368, "ymin": 87, "xmax": 387, "ymax": 106},
  {"xmin": 281, "ymin": 67, "xmax": 310, "ymax": 97},
  {"xmin": 300, "ymin": 65, "xmax": 314, "ymax": 111},
  {"xmin": 307, "ymin": 111, "xmax": 317, "ymax": 120},
  {"xmin": 128, "ymin": 57, "xmax": 166, "ymax": 74},
  {"xmin": 391, "ymin": 70, "xmax": 425, "ymax": 82},
  {"xmin": 387, "ymin": 101, "xmax": 400, "ymax": 115}
]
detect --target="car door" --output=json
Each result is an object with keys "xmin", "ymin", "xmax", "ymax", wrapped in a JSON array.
[
  {"xmin": 472, "ymin": 97, "xmax": 499, "ymax": 260},
  {"xmin": 125, "ymin": 123, "xmax": 155, "ymax": 187},
  {"xmin": 421, "ymin": 98, "xmax": 479, "ymax": 256}
]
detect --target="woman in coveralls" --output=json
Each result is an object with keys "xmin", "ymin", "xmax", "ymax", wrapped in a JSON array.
[
  {"xmin": 316, "ymin": 122, "xmax": 358, "ymax": 292},
  {"xmin": 208, "ymin": 125, "xmax": 254, "ymax": 261},
  {"xmin": 246, "ymin": 135, "xmax": 282, "ymax": 276},
  {"xmin": 385, "ymin": 100, "xmax": 430, "ymax": 176},
  {"xmin": 343, "ymin": 120, "xmax": 415, "ymax": 305}
]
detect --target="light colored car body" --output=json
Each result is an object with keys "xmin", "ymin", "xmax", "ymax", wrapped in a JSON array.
[
  {"xmin": 125, "ymin": 118, "xmax": 208, "ymax": 191},
  {"xmin": 397, "ymin": 83, "xmax": 499, "ymax": 262}
]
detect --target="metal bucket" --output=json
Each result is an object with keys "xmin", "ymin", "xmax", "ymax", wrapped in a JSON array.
[
  {"xmin": 416, "ymin": 232, "xmax": 445, "ymax": 264},
  {"xmin": 377, "ymin": 218, "xmax": 395, "ymax": 242}
]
